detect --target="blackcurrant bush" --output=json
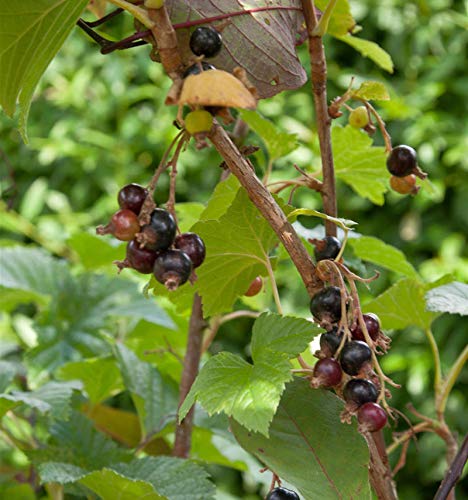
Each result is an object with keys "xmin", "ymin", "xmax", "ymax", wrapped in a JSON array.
[
  {"xmin": 266, "ymin": 487, "xmax": 300, "ymax": 500},
  {"xmin": 386, "ymin": 145, "xmax": 417, "ymax": 177},
  {"xmin": 97, "ymin": 209, "xmax": 140, "ymax": 241},
  {"xmin": 185, "ymin": 110, "xmax": 213, "ymax": 135},
  {"xmin": 343, "ymin": 379, "xmax": 378, "ymax": 406},
  {"xmin": 313, "ymin": 236, "xmax": 341, "ymax": 261},
  {"xmin": 244, "ymin": 276, "xmax": 263, "ymax": 297},
  {"xmin": 183, "ymin": 62, "xmax": 215, "ymax": 78},
  {"xmin": 189, "ymin": 26, "xmax": 222, "ymax": 58},
  {"xmin": 310, "ymin": 286, "xmax": 342, "ymax": 323},
  {"xmin": 351, "ymin": 313, "xmax": 381, "ymax": 342},
  {"xmin": 313, "ymin": 358, "xmax": 342, "ymax": 387},
  {"xmin": 126, "ymin": 239, "xmax": 158, "ymax": 274},
  {"xmin": 153, "ymin": 249, "xmax": 192, "ymax": 290},
  {"xmin": 390, "ymin": 174, "xmax": 419, "ymax": 195},
  {"xmin": 118, "ymin": 183, "xmax": 148, "ymax": 215},
  {"xmin": 140, "ymin": 208, "xmax": 176, "ymax": 251},
  {"xmin": 348, "ymin": 106, "xmax": 369, "ymax": 129},
  {"xmin": 357, "ymin": 402, "xmax": 388, "ymax": 432},
  {"xmin": 174, "ymin": 232, "xmax": 206, "ymax": 268},
  {"xmin": 319, "ymin": 327, "xmax": 343, "ymax": 357},
  {"xmin": 340, "ymin": 340, "xmax": 372, "ymax": 376}
]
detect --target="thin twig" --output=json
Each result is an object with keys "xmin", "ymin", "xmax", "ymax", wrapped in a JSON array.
[{"xmin": 434, "ymin": 433, "xmax": 468, "ymax": 500}]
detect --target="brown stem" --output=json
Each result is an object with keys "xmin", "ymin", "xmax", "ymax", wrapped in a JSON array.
[
  {"xmin": 173, "ymin": 293, "xmax": 205, "ymax": 458},
  {"xmin": 434, "ymin": 433, "xmax": 468, "ymax": 500}
]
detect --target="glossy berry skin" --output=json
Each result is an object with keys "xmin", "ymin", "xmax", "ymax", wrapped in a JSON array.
[
  {"xmin": 313, "ymin": 236, "xmax": 341, "ymax": 261},
  {"xmin": 141, "ymin": 208, "xmax": 176, "ymax": 251},
  {"xmin": 189, "ymin": 26, "xmax": 222, "ymax": 58},
  {"xmin": 126, "ymin": 239, "xmax": 158, "ymax": 274},
  {"xmin": 310, "ymin": 286, "xmax": 342, "ymax": 323},
  {"xmin": 174, "ymin": 232, "xmax": 206, "ymax": 268},
  {"xmin": 153, "ymin": 250, "xmax": 192, "ymax": 290},
  {"xmin": 266, "ymin": 487, "xmax": 300, "ymax": 500},
  {"xmin": 98, "ymin": 209, "xmax": 140, "ymax": 241},
  {"xmin": 358, "ymin": 402, "xmax": 388, "ymax": 432},
  {"xmin": 340, "ymin": 340, "xmax": 372, "ymax": 376},
  {"xmin": 390, "ymin": 174, "xmax": 419, "ymax": 195},
  {"xmin": 313, "ymin": 358, "xmax": 342, "ymax": 387},
  {"xmin": 386, "ymin": 145, "xmax": 417, "ymax": 177},
  {"xmin": 319, "ymin": 328, "xmax": 343, "ymax": 357},
  {"xmin": 118, "ymin": 183, "xmax": 148, "ymax": 215},
  {"xmin": 244, "ymin": 276, "xmax": 263, "ymax": 297},
  {"xmin": 349, "ymin": 106, "xmax": 369, "ymax": 129},
  {"xmin": 183, "ymin": 62, "xmax": 215, "ymax": 78},
  {"xmin": 343, "ymin": 379, "xmax": 378, "ymax": 406},
  {"xmin": 351, "ymin": 313, "xmax": 381, "ymax": 342}
]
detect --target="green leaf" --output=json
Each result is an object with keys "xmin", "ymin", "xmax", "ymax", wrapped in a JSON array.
[
  {"xmin": 425, "ymin": 282, "xmax": 468, "ymax": 316},
  {"xmin": 238, "ymin": 110, "xmax": 298, "ymax": 161},
  {"xmin": 0, "ymin": 360, "xmax": 19, "ymax": 393},
  {"xmin": 0, "ymin": 0, "xmax": 90, "ymax": 140},
  {"xmin": 176, "ymin": 202, "xmax": 206, "ymax": 232},
  {"xmin": 231, "ymin": 378, "xmax": 370, "ymax": 500},
  {"xmin": 337, "ymin": 35, "xmax": 394, "ymax": 73},
  {"xmin": 352, "ymin": 81, "xmax": 390, "ymax": 101},
  {"xmin": 199, "ymin": 175, "xmax": 240, "ymax": 221},
  {"xmin": 315, "ymin": 0, "xmax": 355, "ymax": 37},
  {"xmin": 332, "ymin": 125, "xmax": 389, "ymax": 205},
  {"xmin": 180, "ymin": 314, "xmax": 321, "ymax": 435},
  {"xmin": 348, "ymin": 236, "xmax": 418, "ymax": 277},
  {"xmin": 288, "ymin": 208, "xmax": 357, "ymax": 231},
  {"xmin": 0, "ymin": 483, "xmax": 36, "ymax": 500},
  {"xmin": 68, "ymin": 233, "xmax": 124, "ymax": 270},
  {"xmin": 0, "ymin": 398, "xmax": 20, "ymax": 419}
]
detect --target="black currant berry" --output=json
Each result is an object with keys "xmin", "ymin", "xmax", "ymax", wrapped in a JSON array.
[
  {"xmin": 313, "ymin": 236, "xmax": 342, "ymax": 261},
  {"xmin": 97, "ymin": 209, "xmax": 140, "ymax": 241},
  {"xmin": 357, "ymin": 402, "xmax": 388, "ymax": 432},
  {"xmin": 319, "ymin": 327, "xmax": 343, "ymax": 357},
  {"xmin": 183, "ymin": 62, "xmax": 215, "ymax": 78},
  {"xmin": 117, "ymin": 183, "xmax": 148, "ymax": 215},
  {"xmin": 343, "ymin": 379, "xmax": 378, "ymax": 406},
  {"xmin": 310, "ymin": 286, "xmax": 342, "ymax": 323},
  {"xmin": 140, "ymin": 208, "xmax": 176, "ymax": 251},
  {"xmin": 313, "ymin": 358, "xmax": 342, "ymax": 387},
  {"xmin": 189, "ymin": 26, "xmax": 222, "ymax": 58},
  {"xmin": 153, "ymin": 250, "xmax": 192, "ymax": 290},
  {"xmin": 340, "ymin": 340, "xmax": 372, "ymax": 376},
  {"xmin": 266, "ymin": 487, "xmax": 300, "ymax": 500},
  {"xmin": 174, "ymin": 232, "xmax": 206, "ymax": 268},
  {"xmin": 386, "ymin": 145, "xmax": 417, "ymax": 177},
  {"xmin": 244, "ymin": 276, "xmax": 263, "ymax": 297},
  {"xmin": 351, "ymin": 313, "xmax": 381, "ymax": 342},
  {"xmin": 126, "ymin": 239, "xmax": 158, "ymax": 274}
]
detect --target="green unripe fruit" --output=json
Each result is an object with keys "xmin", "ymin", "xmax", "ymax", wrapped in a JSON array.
[
  {"xmin": 185, "ymin": 110, "xmax": 213, "ymax": 135},
  {"xmin": 349, "ymin": 106, "xmax": 369, "ymax": 129},
  {"xmin": 144, "ymin": 0, "xmax": 164, "ymax": 8}
]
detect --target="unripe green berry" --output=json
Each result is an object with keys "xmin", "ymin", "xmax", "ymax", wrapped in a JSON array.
[
  {"xmin": 349, "ymin": 106, "xmax": 369, "ymax": 129},
  {"xmin": 185, "ymin": 110, "xmax": 213, "ymax": 135},
  {"xmin": 144, "ymin": 0, "xmax": 164, "ymax": 8}
]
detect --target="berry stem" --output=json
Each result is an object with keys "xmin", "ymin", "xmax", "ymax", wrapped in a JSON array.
[
  {"xmin": 166, "ymin": 134, "xmax": 187, "ymax": 224},
  {"xmin": 434, "ymin": 433, "xmax": 468, "ymax": 500},
  {"xmin": 362, "ymin": 101, "xmax": 393, "ymax": 153},
  {"xmin": 437, "ymin": 344, "xmax": 468, "ymax": 416},
  {"xmin": 265, "ymin": 254, "xmax": 283, "ymax": 315},
  {"xmin": 107, "ymin": 0, "xmax": 152, "ymax": 28},
  {"xmin": 423, "ymin": 327, "xmax": 443, "ymax": 396}
]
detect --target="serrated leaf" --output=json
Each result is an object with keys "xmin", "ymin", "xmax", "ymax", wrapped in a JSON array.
[
  {"xmin": 337, "ymin": 35, "xmax": 394, "ymax": 73},
  {"xmin": 231, "ymin": 378, "xmax": 370, "ymax": 499},
  {"xmin": 180, "ymin": 314, "xmax": 320, "ymax": 435},
  {"xmin": 0, "ymin": 0, "xmax": 90, "ymax": 139},
  {"xmin": 332, "ymin": 125, "xmax": 389, "ymax": 205},
  {"xmin": 349, "ymin": 236, "xmax": 418, "ymax": 278},
  {"xmin": 239, "ymin": 110, "xmax": 298, "ymax": 160},
  {"xmin": 353, "ymin": 81, "xmax": 390, "ymax": 101},
  {"xmin": 199, "ymin": 175, "xmax": 240, "ymax": 221},
  {"xmin": 425, "ymin": 282, "xmax": 468, "ymax": 316},
  {"xmin": 315, "ymin": 0, "xmax": 355, "ymax": 36}
]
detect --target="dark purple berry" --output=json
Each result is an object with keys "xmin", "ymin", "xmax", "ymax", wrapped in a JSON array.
[
  {"xmin": 358, "ymin": 402, "xmax": 388, "ymax": 432},
  {"xmin": 174, "ymin": 233, "xmax": 206, "ymax": 268},
  {"xmin": 386, "ymin": 145, "xmax": 417, "ymax": 177},
  {"xmin": 313, "ymin": 236, "xmax": 341, "ymax": 261},
  {"xmin": 140, "ymin": 208, "xmax": 176, "ymax": 251},
  {"xmin": 313, "ymin": 358, "xmax": 342, "ymax": 387},
  {"xmin": 266, "ymin": 487, "xmax": 300, "ymax": 500},
  {"xmin": 189, "ymin": 26, "xmax": 222, "ymax": 58},
  {"xmin": 126, "ymin": 240, "xmax": 158, "ymax": 274},
  {"xmin": 351, "ymin": 313, "xmax": 381, "ymax": 341},
  {"xmin": 117, "ymin": 183, "xmax": 148, "ymax": 215},
  {"xmin": 183, "ymin": 62, "xmax": 216, "ymax": 78},
  {"xmin": 244, "ymin": 276, "xmax": 263, "ymax": 297},
  {"xmin": 97, "ymin": 209, "xmax": 140, "ymax": 241},
  {"xmin": 310, "ymin": 286, "xmax": 342, "ymax": 323},
  {"xmin": 153, "ymin": 250, "xmax": 192, "ymax": 290},
  {"xmin": 319, "ymin": 327, "xmax": 343, "ymax": 357},
  {"xmin": 343, "ymin": 379, "xmax": 378, "ymax": 406},
  {"xmin": 340, "ymin": 340, "xmax": 372, "ymax": 376}
]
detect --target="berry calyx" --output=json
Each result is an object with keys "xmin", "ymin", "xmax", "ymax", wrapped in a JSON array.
[
  {"xmin": 312, "ymin": 358, "xmax": 342, "ymax": 387},
  {"xmin": 357, "ymin": 402, "xmax": 388, "ymax": 432},
  {"xmin": 310, "ymin": 286, "xmax": 343, "ymax": 324},
  {"xmin": 118, "ymin": 183, "xmax": 148, "ymax": 215},
  {"xmin": 183, "ymin": 62, "xmax": 215, "ymax": 78},
  {"xmin": 386, "ymin": 145, "xmax": 417, "ymax": 177},
  {"xmin": 139, "ymin": 208, "xmax": 176, "ymax": 251},
  {"xmin": 343, "ymin": 379, "xmax": 378, "ymax": 406},
  {"xmin": 351, "ymin": 313, "xmax": 381, "ymax": 342},
  {"xmin": 319, "ymin": 328, "xmax": 343, "ymax": 357},
  {"xmin": 126, "ymin": 239, "xmax": 158, "ymax": 274},
  {"xmin": 266, "ymin": 487, "xmax": 300, "ymax": 500},
  {"xmin": 153, "ymin": 250, "xmax": 192, "ymax": 290},
  {"xmin": 348, "ymin": 106, "xmax": 369, "ymax": 129},
  {"xmin": 174, "ymin": 232, "xmax": 206, "ymax": 268},
  {"xmin": 189, "ymin": 26, "xmax": 222, "ymax": 58},
  {"xmin": 312, "ymin": 236, "xmax": 342, "ymax": 261},
  {"xmin": 185, "ymin": 110, "xmax": 213, "ymax": 135},
  {"xmin": 390, "ymin": 174, "xmax": 420, "ymax": 195},
  {"xmin": 244, "ymin": 276, "xmax": 263, "ymax": 297},
  {"xmin": 97, "ymin": 209, "xmax": 140, "ymax": 241},
  {"xmin": 340, "ymin": 340, "xmax": 372, "ymax": 376}
]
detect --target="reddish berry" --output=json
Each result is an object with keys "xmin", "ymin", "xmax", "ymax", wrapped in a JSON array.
[
  {"xmin": 244, "ymin": 276, "xmax": 263, "ymax": 297},
  {"xmin": 358, "ymin": 402, "xmax": 388, "ymax": 432},
  {"xmin": 390, "ymin": 174, "xmax": 419, "ymax": 195},
  {"xmin": 153, "ymin": 250, "xmax": 192, "ymax": 290},
  {"xmin": 117, "ymin": 183, "xmax": 148, "ymax": 214},
  {"xmin": 343, "ymin": 379, "xmax": 378, "ymax": 406},
  {"xmin": 310, "ymin": 286, "xmax": 343, "ymax": 324},
  {"xmin": 386, "ymin": 145, "xmax": 417, "ymax": 177},
  {"xmin": 313, "ymin": 358, "xmax": 342, "ymax": 387},
  {"xmin": 97, "ymin": 209, "xmax": 140, "ymax": 241},
  {"xmin": 340, "ymin": 340, "xmax": 372, "ymax": 376},
  {"xmin": 174, "ymin": 233, "xmax": 206, "ymax": 268},
  {"xmin": 351, "ymin": 313, "xmax": 381, "ymax": 342},
  {"xmin": 126, "ymin": 240, "xmax": 158, "ymax": 274}
]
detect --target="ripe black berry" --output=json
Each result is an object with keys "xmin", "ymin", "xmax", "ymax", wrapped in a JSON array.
[
  {"xmin": 126, "ymin": 239, "xmax": 158, "ymax": 274},
  {"xmin": 319, "ymin": 328, "xmax": 343, "ymax": 357},
  {"xmin": 117, "ymin": 183, "xmax": 148, "ymax": 215},
  {"xmin": 244, "ymin": 276, "xmax": 263, "ymax": 297},
  {"xmin": 310, "ymin": 286, "xmax": 342, "ymax": 323},
  {"xmin": 183, "ymin": 62, "xmax": 215, "ymax": 78},
  {"xmin": 140, "ymin": 208, "xmax": 176, "ymax": 251},
  {"xmin": 266, "ymin": 487, "xmax": 300, "ymax": 500},
  {"xmin": 189, "ymin": 26, "xmax": 222, "ymax": 58},
  {"xmin": 313, "ymin": 236, "xmax": 341, "ymax": 261},
  {"xmin": 357, "ymin": 402, "xmax": 387, "ymax": 432},
  {"xmin": 351, "ymin": 313, "xmax": 381, "ymax": 342},
  {"xmin": 386, "ymin": 145, "xmax": 417, "ymax": 177},
  {"xmin": 153, "ymin": 250, "xmax": 192, "ymax": 290},
  {"xmin": 174, "ymin": 233, "xmax": 206, "ymax": 268},
  {"xmin": 313, "ymin": 358, "xmax": 342, "ymax": 387},
  {"xmin": 343, "ymin": 379, "xmax": 378, "ymax": 406},
  {"xmin": 97, "ymin": 209, "xmax": 140, "ymax": 241},
  {"xmin": 340, "ymin": 340, "xmax": 372, "ymax": 376}
]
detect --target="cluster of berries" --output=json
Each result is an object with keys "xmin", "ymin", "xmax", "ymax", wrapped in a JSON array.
[{"xmin": 96, "ymin": 183, "xmax": 205, "ymax": 290}]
